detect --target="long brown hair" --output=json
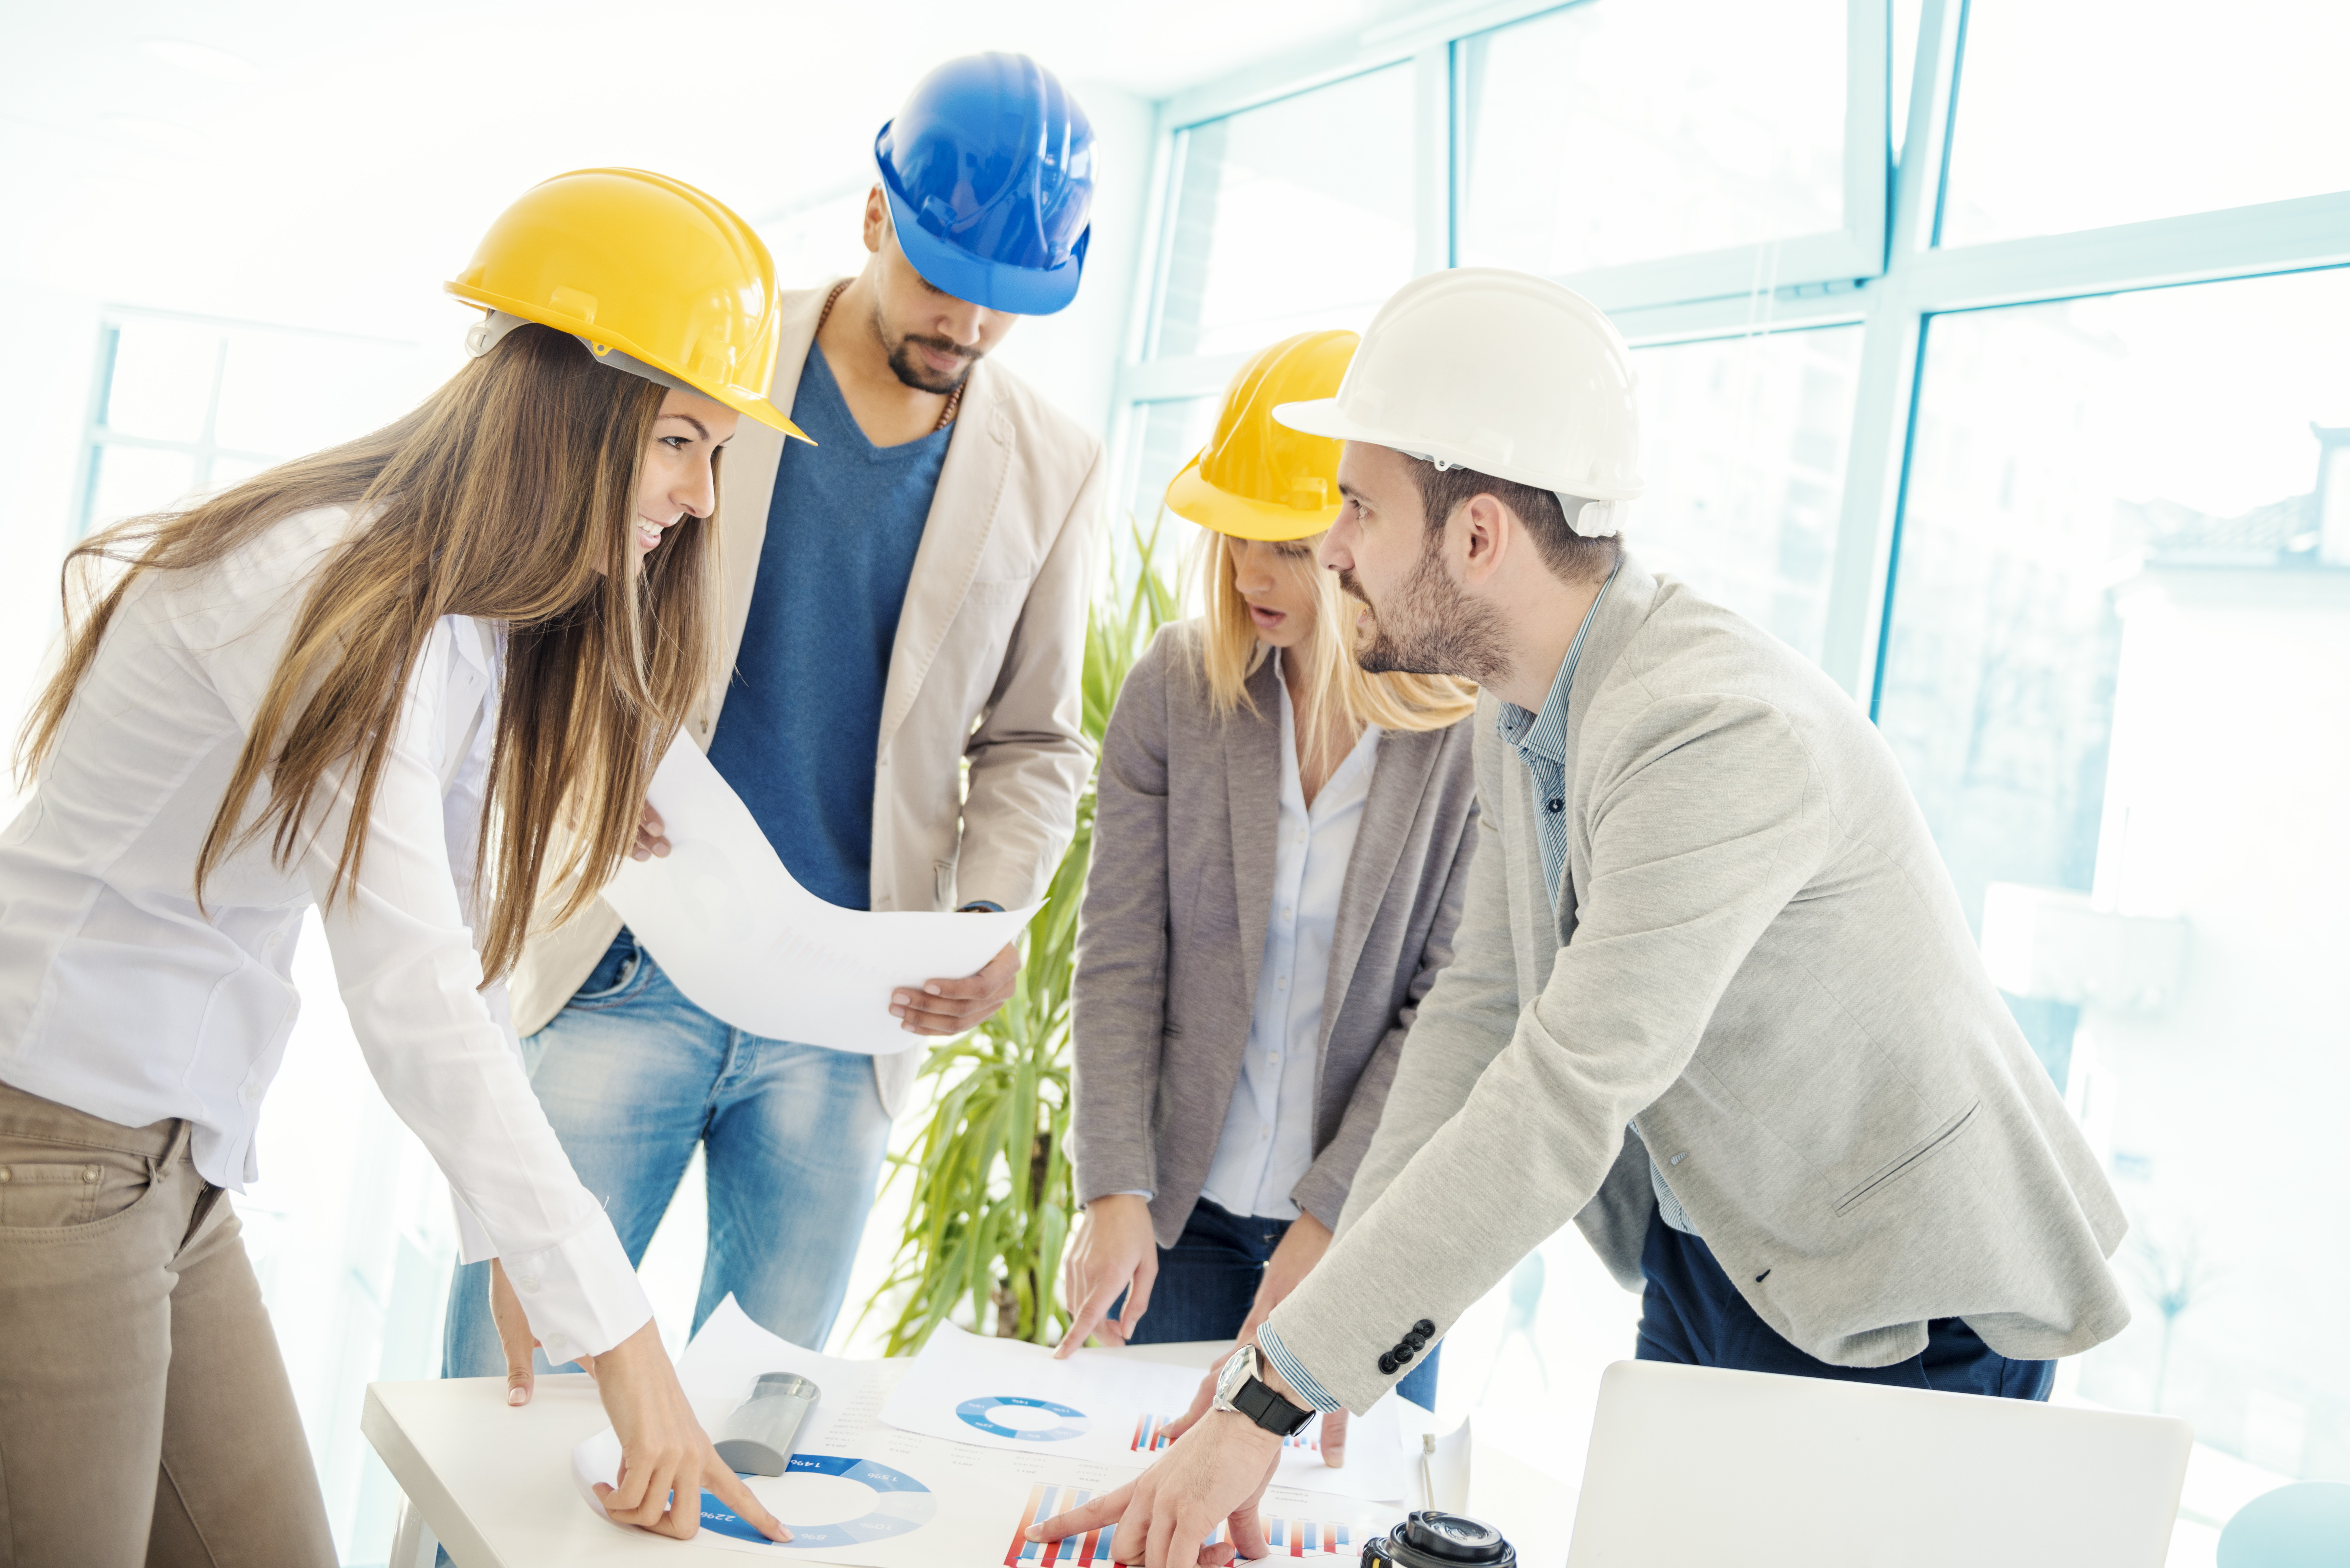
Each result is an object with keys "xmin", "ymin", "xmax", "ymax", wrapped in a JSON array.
[
  {"xmin": 16, "ymin": 324, "xmax": 717, "ymax": 982},
  {"xmin": 1195, "ymin": 530, "xmax": 1477, "ymax": 744}
]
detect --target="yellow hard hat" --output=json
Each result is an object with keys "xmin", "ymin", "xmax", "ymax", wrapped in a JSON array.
[
  {"xmin": 447, "ymin": 168, "xmax": 807, "ymax": 440},
  {"xmin": 1165, "ymin": 329, "xmax": 1358, "ymax": 540}
]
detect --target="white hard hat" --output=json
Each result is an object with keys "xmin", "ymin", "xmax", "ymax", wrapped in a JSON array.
[{"xmin": 1273, "ymin": 267, "xmax": 1642, "ymax": 538}]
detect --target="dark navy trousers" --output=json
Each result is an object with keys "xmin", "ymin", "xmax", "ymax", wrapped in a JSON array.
[
  {"xmin": 1116, "ymin": 1197, "xmax": 1442, "ymax": 1411},
  {"xmin": 1635, "ymin": 1215, "xmax": 2055, "ymax": 1400}
]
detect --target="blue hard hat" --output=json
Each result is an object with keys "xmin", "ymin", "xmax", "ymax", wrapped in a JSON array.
[{"xmin": 874, "ymin": 53, "xmax": 1095, "ymax": 316}]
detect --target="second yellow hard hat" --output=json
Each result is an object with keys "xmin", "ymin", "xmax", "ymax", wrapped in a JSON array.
[
  {"xmin": 1166, "ymin": 329, "xmax": 1358, "ymax": 540},
  {"xmin": 447, "ymin": 167, "xmax": 807, "ymax": 439}
]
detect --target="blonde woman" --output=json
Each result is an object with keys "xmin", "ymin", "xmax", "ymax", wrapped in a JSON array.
[
  {"xmin": 0, "ymin": 170, "xmax": 798, "ymax": 1561},
  {"xmin": 1058, "ymin": 332, "xmax": 1478, "ymax": 1447}
]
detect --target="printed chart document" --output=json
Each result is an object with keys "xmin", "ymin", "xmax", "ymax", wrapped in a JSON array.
[
  {"xmin": 879, "ymin": 1324, "xmax": 1414, "ymax": 1503},
  {"xmin": 605, "ymin": 740, "xmax": 1037, "ymax": 1053},
  {"xmin": 571, "ymin": 1302, "xmax": 1414, "ymax": 1561}
]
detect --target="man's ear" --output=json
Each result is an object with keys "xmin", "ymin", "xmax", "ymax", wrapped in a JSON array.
[
  {"xmin": 861, "ymin": 185, "xmax": 889, "ymax": 255},
  {"xmin": 1456, "ymin": 493, "xmax": 1511, "ymax": 589}
]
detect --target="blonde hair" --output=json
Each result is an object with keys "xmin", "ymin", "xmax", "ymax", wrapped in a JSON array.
[
  {"xmin": 1194, "ymin": 530, "xmax": 1476, "ymax": 742},
  {"xmin": 17, "ymin": 324, "xmax": 717, "ymax": 984}
]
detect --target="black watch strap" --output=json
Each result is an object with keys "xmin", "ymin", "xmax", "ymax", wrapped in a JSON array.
[{"xmin": 1233, "ymin": 1374, "xmax": 1316, "ymax": 1437}]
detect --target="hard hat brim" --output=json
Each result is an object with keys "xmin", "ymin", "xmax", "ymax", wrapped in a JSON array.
[
  {"xmin": 1165, "ymin": 452, "xmax": 1340, "ymax": 542},
  {"xmin": 1272, "ymin": 395, "xmax": 1642, "ymax": 501},
  {"xmin": 447, "ymin": 282, "xmax": 811, "ymax": 442},
  {"xmin": 876, "ymin": 156, "xmax": 1085, "ymax": 317}
]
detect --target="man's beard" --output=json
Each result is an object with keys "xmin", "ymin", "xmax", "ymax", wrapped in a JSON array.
[
  {"xmin": 886, "ymin": 332, "xmax": 980, "ymax": 394},
  {"xmin": 1340, "ymin": 538, "xmax": 1510, "ymax": 687}
]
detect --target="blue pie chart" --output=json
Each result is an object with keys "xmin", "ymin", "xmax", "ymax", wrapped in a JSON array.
[
  {"xmin": 956, "ymin": 1395, "xmax": 1088, "ymax": 1441},
  {"xmin": 698, "ymin": 1453, "xmax": 937, "ymax": 1549}
]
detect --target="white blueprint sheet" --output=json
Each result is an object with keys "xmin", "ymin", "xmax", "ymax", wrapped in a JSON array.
[
  {"xmin": 604, "ymin": 740, "xmax": 1037, "ymax": 1053},
  {"xmin": 879, "ymin": 1324, "xmax": 1413, "ymax": 1502},
  {"xmin": 571, "ymin": 1302, "xmax": 1414, "ymax": 1561}
]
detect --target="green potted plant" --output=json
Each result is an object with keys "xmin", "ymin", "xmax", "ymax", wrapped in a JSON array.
[{"xmin": 865, "ymin": 522, "xmax": 1180, "ymax": 1351}]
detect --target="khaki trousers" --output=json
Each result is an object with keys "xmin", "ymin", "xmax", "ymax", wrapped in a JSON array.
[{"xmin": 0, "ymin": 1080, "xmax": 334, "ymax": 1567}]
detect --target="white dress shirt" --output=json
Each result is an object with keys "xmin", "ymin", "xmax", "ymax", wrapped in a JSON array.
[
  {"xmin": 0, "ymin": 505, "xmax": 648, "ymax": 1360},
  {"xmin": 1200, "ymin": 656, "xmax": 1382, "ymax": 1223}
]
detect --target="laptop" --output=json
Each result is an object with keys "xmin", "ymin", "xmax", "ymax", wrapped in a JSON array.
[{"xmin": 1564, "ymin": 1360, "xmax": 2193, "ymax": 1567}]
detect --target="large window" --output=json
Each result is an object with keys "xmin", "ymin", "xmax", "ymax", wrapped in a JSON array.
[
  {"xmin": 1938, "ymin": 1, "xmax": 2350, "ymax": 246},
  {"xmin": 75, "ymin": 309, "xmax": 434, "ymax": 538},
  {"xmin": 1877, "ymin": 268, "xmax": 2350, "ymax": 1483},
  {"xmin": 1111, "ymin": 1, "xmax": 2350, "ymax": 1554},
  {"xmin": 1456, "ymin": 0, "xmax": 1848, "ymax": 279},
  {"xmin": 1631, "ymin": 325, "xmax": 1862, "ymax": 660},
  {"xmin": 1151, "ymin": 65, "xmax": 1420, "ymax": 360}
]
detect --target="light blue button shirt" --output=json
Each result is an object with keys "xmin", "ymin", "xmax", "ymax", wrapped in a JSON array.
[
  {"xmin": 1492, "ymin": 562, "xmax": 1619, "ymax": 915},
  {"xmin": 1201, "ymin": 655, "xmax": 1383, "ymax": 1222}
]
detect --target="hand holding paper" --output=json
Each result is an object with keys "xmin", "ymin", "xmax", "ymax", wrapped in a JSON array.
[{"xmin": 604, "ymin": 740, "xmax": 1038, "ymax": 1054}]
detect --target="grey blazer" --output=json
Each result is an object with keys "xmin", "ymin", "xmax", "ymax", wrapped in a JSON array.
[
  {"xmin": 1069, "ymin": 621, "xmax": 1480, "ymax": 1245},
  {"xmin": 1262, "ymin": 557, "xmax": 2131, "ymax": 1415}
]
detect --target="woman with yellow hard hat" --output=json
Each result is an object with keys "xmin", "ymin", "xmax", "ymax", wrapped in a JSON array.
[
  {"xmin": 0, "ymin": 169, "xmax": 800, "ymax": 1559},
  {"xmin": 1055, "ymin": 331, "xmax": 1480, "ymax": 1450}
]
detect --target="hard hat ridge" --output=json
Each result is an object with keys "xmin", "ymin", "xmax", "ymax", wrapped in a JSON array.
[
  {"xmin": 874, "ymin": 52, "xmax": 1097, "ymax": 316},
  {"xmin": 445, "ymin": 167, "xmax": 805, "ymax": 438},
  {"xmin": 1168, "ymin": 329, "xmax": 1359, "ymax": 541},
  {"xmin": 1272, "ymin": 267, "xmax": 1643, "ymax": 537}
]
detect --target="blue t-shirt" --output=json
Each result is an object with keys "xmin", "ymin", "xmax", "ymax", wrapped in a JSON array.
[{"xmin": 706, "ymin": 345, "xmax": 951, "ymax": 910}]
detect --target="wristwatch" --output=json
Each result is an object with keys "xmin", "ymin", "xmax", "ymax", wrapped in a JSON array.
[{"xmin": 1212, "ymin": 1344, "xmax": 1316, "ymax": 1437}]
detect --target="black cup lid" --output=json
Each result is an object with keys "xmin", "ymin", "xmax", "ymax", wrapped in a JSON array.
[{"xmin": 1402, "ymin": 1513, "xmax": 1508, "ymax": 1564}]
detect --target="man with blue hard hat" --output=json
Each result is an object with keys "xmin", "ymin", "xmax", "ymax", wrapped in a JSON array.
[{"xmin": 439, "ymin": 53, "xmax": 1105, "ymax": 1390}]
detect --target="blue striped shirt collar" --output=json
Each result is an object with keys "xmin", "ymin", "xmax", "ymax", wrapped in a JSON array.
[{"xmin": 1495, "ymin": 560, "xmax": 1622, "ymax": 762}]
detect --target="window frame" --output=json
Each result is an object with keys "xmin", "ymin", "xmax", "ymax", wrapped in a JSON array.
[
  {"xmin": 1106, "ymin": 0, "xmax": 2350, "ymax": 712},
  {"xmin": 70, "ymin": 305, "xmax": 421, "ymax": 540}
]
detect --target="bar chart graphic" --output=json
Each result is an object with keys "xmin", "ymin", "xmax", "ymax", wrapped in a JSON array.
[
  {"xmin": 1003, "ymin": 1483, "xmax": 1118, "ymax": 1567},
  {"xmin": 1129, "ymin": 1413, "xmax": 1319, "ymax": 1453},
  {"xmin": 1003, "ymin": 1483, "xmax": 1355, "ymax": 1564},
  {"xmin": 1263, "ymin": 1516, "xmax": 1354, "ymax": 1557}
]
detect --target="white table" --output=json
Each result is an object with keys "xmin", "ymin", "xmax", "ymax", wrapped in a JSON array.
[{"xmin": 365, "ymin": 1341, "xmax": 1577, "ymax": 1568}]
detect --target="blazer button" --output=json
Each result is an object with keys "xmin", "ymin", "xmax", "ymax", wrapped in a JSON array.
[
  {"xmin": 1413, "ymin": 1319, "xmax": 1435, "ymax": 1337},
  {"xmin": 1393, "ymin": 1345, "xmax": 1415, "ymax": 1365},
  {"xmin": 1405, "ymin": 1332, "xmax": 1427, "ymax": 1351},
  {"xmin": 1378, "ymin": 1353, "xmax": 1398, "ymax": 1375}
]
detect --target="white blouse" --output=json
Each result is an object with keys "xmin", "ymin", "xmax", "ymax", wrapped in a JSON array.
[
  {"xmin": 0, "ymin": 505, "xmax": 647, "ymax": 1361},
  {"xmin": 1199, "ymin": 656, "xmax": 1382, "ymax": 1222}
]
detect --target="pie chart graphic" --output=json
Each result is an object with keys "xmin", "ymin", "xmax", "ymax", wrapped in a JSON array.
[
  {"xmin": 699, "ymin": 1454, "xmax": 937, "ymax": 1549},
  {"xmin": 956, "ymin": 1395, "xmax": 1089, "ymax": 1442}
]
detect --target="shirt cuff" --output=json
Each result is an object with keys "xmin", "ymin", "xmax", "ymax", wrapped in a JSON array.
[
  {"xmin": 475, "ymin": 1211, "xmax": 652, "ymax": 1362},
  {"xmin": 452, "ymin": 1189, "xmax": 496, "ymax": 1264},
  {"xmin": 1257, "ymin": 1323, "xmax": 1343, "ymax": 1413}
]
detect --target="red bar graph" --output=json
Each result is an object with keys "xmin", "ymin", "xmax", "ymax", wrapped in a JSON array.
[{"xmin": 1003, "ymin": 1483, "xmax": 1119, "ymax": 1568}]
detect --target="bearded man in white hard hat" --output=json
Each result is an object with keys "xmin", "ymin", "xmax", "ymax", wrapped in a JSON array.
[{"xmin": 1026, "ymin": 268, "xmax": 2132, "ymax": 1565}]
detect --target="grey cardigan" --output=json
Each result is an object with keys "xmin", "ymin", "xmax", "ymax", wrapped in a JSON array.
[
  {"xmin": 1261, "ymin": 557, "xmax": 2131, "ymax": 1415},
  {"xmin": 1069, "ymin": 621, "xmax": 1480, "ymax": 1245}
]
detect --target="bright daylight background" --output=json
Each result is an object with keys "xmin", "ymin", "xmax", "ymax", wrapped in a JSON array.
[{"xmin": 5, "ymin": 2, "xmax": 2349, "ymax": 1564}]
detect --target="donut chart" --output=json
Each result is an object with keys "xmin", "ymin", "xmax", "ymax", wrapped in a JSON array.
[
  {"xmin": 699, "ymin": 1454, "xmax": 938, "ymax": 1549},
  {"xmin": 956, "ymin": 1395, "xmax": 1089, "ymax": 1442}
]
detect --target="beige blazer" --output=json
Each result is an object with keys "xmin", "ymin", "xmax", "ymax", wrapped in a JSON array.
[
  {"xmin": 1068, "ymin": 623, "xmax": 1480, "ymax": 1242},
  {"xmin": 511, "ymin": 283, "xmax": 1104, "ymax": 1116},
  {"xmin": 1262, "ymin": 556, "xmax": 2129, "ymax": 1415}
]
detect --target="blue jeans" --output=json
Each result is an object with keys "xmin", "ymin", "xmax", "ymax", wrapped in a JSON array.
[
  {"xmin": 439, "ymin": 929, "xmax": 894, "ymax": 1377},
  {"xmin": 1635, "ymin": 1215, "xmax": 2056, "ymax": 1400},
  {"xmin": 1120, "ymin": 1197, "xmax": 1441, "ymax": 1412}
]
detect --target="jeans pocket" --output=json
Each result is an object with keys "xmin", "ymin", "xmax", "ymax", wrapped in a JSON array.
[
  {"xmin": 0, "ymin": 1150, "xmax": 155, "ymax": 1231},
  {"xmin": 569, "ymin": 931, "xmax": 646, "ymax": 1009}
]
